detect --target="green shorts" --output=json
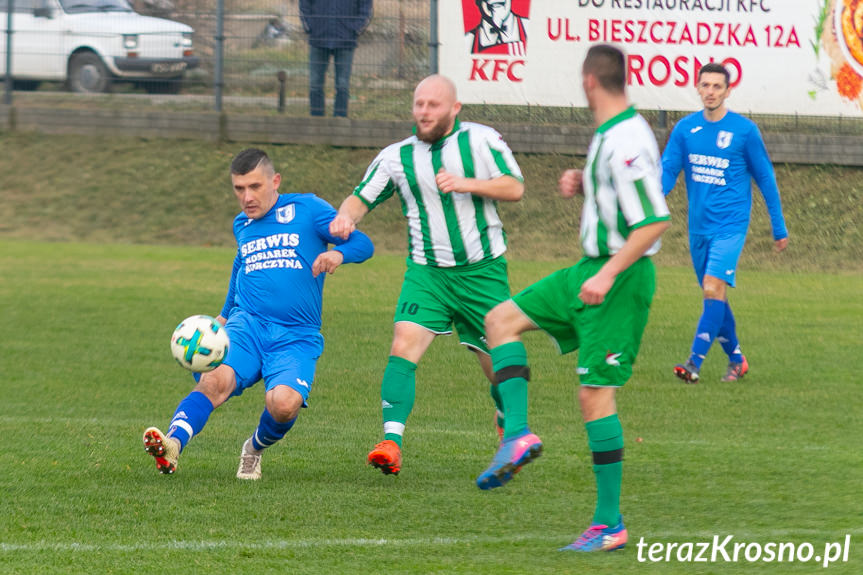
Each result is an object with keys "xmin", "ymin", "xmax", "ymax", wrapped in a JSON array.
[
  {"xmin": 512, "ymin": 256, "xmax": 656, "ymax": 387},
  {"xmin": 394, "ymin": 256, "xmax": 510, "ymax": 353}
]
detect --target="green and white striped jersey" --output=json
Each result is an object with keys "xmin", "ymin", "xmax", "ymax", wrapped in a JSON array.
[
  {"xmin": 353, "ymin": 118, "xmax": 523, "ymax": 268},
  {"xmin": 581, "ymin": 107, "xmax": 670, "ymax": 258}
]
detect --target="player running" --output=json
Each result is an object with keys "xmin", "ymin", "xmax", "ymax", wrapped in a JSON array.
[
  {"xmin": 142, "ymin": 148, "xmax": 373, "ymax": 479},
  {"xmin": 662, "ymin": 62, "xmax": 789, "ymax": 384},
  {"xmin": 329, "ymin": 74, "xmax": 525, "ymax": 476}
]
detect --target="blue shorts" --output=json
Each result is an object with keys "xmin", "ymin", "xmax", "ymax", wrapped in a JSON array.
[
  {"xmin": 689, "ymin": 233, "xmax": 746, "ymax": 288},
  {"xmin": 222, "ymin": 309, "xmax": 323, "ymax": 406}
]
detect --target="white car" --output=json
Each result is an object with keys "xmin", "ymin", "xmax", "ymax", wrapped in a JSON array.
[{"xmin": 0, "ymin": 0, "xmax": 199, "ymax": 93}]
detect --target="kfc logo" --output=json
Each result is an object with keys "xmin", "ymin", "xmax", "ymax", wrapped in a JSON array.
[{"xmin": 463, "ymin": 0, "xmax": 530, "ymax": 56}]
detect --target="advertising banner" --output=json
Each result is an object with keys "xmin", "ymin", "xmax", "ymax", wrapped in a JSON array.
[{"xmin": 440, "ymin": 0, "xmax": 863, "ymax": 116}]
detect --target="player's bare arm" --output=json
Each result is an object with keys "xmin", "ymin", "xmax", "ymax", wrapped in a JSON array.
[
  {"xmin": 312, "ymin": 250, "xmax": 345, "ymax": 277},
  {"xmin": 330, "ymin": 195, "xmax": 370, "ymax": 239},
  {"xmin": 435, "ymin": 171, "xmax": 523, "ymax": 201},
  {"xmin": 579, "ymin": 220, "xmax": 671, "ymax": 305},
  {"xmin": 558, "ymin": 169, "xmax": 584, "ymax": 198}
]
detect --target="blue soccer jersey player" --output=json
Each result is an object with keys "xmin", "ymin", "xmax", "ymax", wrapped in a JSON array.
[
  {"xmin": 662, "ymin": 63, "xmax": 788, "ymax": 384},
  {"xmin": 143, "ymin": 148, "xmax": 373, "ymax": 479}
]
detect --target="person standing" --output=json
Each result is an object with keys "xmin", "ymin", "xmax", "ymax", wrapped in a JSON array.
[
  {"xmin": 300, "ymin": 0, "xmax": 372, "ymax": 117},
  {"xmin": 662, "ymin": 62, "xmax": 789, "ymax": 384},
  {"xmin": 329, "ymin": 74, "xmax": 525, "ymax": 476},
  {"xmin": 142, "ymin": 148, "xmax": 373, "ymax": 479},
  {"xmin": 478, "ymin": 44, "xmax": 671, "ymax": 553}
]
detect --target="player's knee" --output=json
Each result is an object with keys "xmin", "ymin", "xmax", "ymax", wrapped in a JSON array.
[
  {"xmin": 389, "ymin": 338, "xmax": 411, "ymax": 359},
  {"xmin": 484, "ymin": 302, "xmax": 515, "ymax": 344},
  {"xmin": 269, "ymin": 402, "xmax": 300, "ymax": 423},
  {"xmin": 389, "ymin": 324, "xmax": 434, "ymax": 361},
  {"xmin": 484, "ymin": 304, "xmax": 503, "ymax": 334},
  {"xmin": 266, "ymin": 386, "xmax": 303, "ymax": 422},
  {"xmin": 578, "ymin": 385, "xmax": 617, "ymax": 418},
  {"xmin": 703, "ymin": 284, "xmax": 726, "ymax": 300},
  {"xmin": 195, "ymin": 366, "xmax": 236, "ymax": 406},
  {"xmin": 701, "ymin": 275, "xmax": 727, "ymax": 300}
]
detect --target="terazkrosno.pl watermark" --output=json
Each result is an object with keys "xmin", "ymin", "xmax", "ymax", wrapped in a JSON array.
[{"xmin": 636, "ymin": 535, "xmax": 852, "ymax": 568}]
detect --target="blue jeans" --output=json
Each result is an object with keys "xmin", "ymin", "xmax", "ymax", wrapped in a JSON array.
[{"xmin": 309, "ymin": 45, "xmax": 355, "ymax": 117}]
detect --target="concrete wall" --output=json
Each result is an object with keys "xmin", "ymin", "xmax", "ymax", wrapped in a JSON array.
[{"xmin": 2, "ymin": 105, "xmax": 862, "ymax": 166}]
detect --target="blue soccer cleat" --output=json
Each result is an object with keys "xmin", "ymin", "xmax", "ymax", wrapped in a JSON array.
[
  {"xmin": 476, "ymin": 430, "xmax": 542, "ymax": 490},
  {"xmin": 559, "ymin": 517, "xmax": 628, "ymax": 552}
]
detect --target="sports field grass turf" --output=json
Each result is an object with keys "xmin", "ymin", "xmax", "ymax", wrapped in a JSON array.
[{"xmin": 1, "ymin": 240, "xmax": 860, "ymax": 574}]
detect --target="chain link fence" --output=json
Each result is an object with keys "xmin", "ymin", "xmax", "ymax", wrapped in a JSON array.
[{"xmin": 3, "ymin": 0, "xmax": 863, "ymax": 133}]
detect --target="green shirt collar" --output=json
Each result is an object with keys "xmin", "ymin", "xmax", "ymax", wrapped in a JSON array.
[{"xmin": 596, "ymin": 106, "xmax": 638, "ymax": 134}]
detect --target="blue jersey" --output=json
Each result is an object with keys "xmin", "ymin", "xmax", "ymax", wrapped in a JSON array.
[
  {"xmin": 661, "ymin": 110, "xmax": 787, "ymax": 240},
  {"xmin": 219, "ymin": 193, "xmax": 373, "ymax": 329}
]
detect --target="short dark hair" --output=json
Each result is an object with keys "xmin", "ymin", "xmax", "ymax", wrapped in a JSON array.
[
  {"xmin": 230, "ymin": 148, "xmax": 273, "ymax": 175},
  {"xmin": 698, "ymin": 62, "xmax": 730, "ymax": 87},
  {"xmin": 583, "ymin": 44, "xmax": 626, "ymax": 95}
]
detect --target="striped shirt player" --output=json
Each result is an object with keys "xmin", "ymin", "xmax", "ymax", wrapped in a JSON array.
[
  {"xmin": 477, "ymin": 45, "xmax": 671, "ymax": 553},
  {"xmin": 330, "ymin": 74, "xmax": 525, "ymax": 476},
  {"xmin": 580, "ymin": 106, "xmax": 670, "ymax": 258},
  {"xmin": 500, "ymin": 105, "xmax": 670, "ymax": 391},
  {"xmin": 354, "ymin": 118, "xmax": 521, "ymax": 267}
]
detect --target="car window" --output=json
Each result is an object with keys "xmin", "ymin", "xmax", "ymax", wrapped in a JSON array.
[{"xmin": 59, "ymin": 0, "xmax": 131, "ymax": 12}]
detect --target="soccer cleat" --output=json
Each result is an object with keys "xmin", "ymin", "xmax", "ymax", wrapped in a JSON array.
[
  {"xmin": 142, "ymin": 426, "xmax": 180, "ymax": 475},
  {"xmin": 721, "ymin": 355, "xmax": 749, "ymax": 382},
  {"xmin": 559, "ymin": 517, "xmax": 628, "ymax": 552},
  {"xmin": 673, "ymin": 360, "xmax": 700, "ymax": 384},
  {"xmin": 236, "ymin": 438, "xmax": 262, "ymax": 480},
  {"xmin": 367, "ymin": 439, "xmax": 402, "ymax": 475},
  {"xmin": 476, "ymin": 430, "xmax": 542, "ymax": 490}
]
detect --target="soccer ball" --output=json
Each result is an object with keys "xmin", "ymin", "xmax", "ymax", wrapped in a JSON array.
[{"xmin": 170, "ymin": 315, "xmax": 230, "ymax": 373}]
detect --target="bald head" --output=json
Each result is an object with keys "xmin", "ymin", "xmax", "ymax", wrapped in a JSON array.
[
  {"xmin": 414, "ymin": 74, "xmax": 458, "ymax": 104},
  {"xmin": 413, "ymin": 75, "xmax": 461, "ymax": 143}
]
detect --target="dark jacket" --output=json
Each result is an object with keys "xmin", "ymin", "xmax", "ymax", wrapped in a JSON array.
[{"xmin": 299, "ymin": 0, "xmax": 373, "ymax": 50}]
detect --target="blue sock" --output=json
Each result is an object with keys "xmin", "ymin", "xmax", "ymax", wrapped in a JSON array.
[
  {"xmin": 717, "ymin": 301, "xmax": 743, "ymax": 363},
  {"xmin": 689, "ymin": 299, "xmax": 725, "ymax": 368},
  {"xmin": 251, "ymin": 408, "xmax": 297, "ymax": 451},
  {"xmin": 167, "ymin": 390, "xmax": 214, "ymax": 452}
]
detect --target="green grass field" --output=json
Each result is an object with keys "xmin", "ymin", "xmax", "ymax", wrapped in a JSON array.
[{"xmin": 1, "ymin": 240, "xmax": 861, "ymax": 574}]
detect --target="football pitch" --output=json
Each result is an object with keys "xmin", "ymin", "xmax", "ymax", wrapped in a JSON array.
[{"xmin": 1, "ymin": 240, "xmax": 861, "ymax": 574}]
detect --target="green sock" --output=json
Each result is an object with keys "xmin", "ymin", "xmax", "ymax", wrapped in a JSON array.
[
  {"xmin": 490, "ymin": 341, "xmax": 529, "ymax": 440},
  {"xmin": 586, "ymin": 414, "xmax": 624, "ymax": 527},
  {"xmin": 489, "ymin": 383, "xmax": 505, "ymax": 431},
  {"xmin": 381, "ymin": 355, "xmax": 417, "ymax": 448}
]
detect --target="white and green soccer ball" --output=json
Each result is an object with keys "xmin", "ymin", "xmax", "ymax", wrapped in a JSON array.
[{"xmin": 170, "ymin": 315, "xmax": 230, "ymax": 373}]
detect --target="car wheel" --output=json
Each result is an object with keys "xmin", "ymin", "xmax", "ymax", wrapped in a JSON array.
[{"xmin": 68, "ymin": 52, "xmax": 112, "ymax": 93}]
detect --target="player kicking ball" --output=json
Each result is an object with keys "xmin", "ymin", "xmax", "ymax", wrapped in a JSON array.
[{"xmin": 143, "ymin": 148, "xmax": 373, "ymax": 479}]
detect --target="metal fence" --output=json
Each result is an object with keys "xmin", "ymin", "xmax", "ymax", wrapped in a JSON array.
[
  {"xmin": 3, "ymin": 0, "xmax": 863, "ymax": 134},
  {"xmin": 1, "ymin": 0, "xmax": 432, "ymax": 121}
]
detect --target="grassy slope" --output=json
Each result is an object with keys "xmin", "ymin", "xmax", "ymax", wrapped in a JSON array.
[{"xmin": 1, "ymin": 132, "xmax": 862, "ymax": 271}]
